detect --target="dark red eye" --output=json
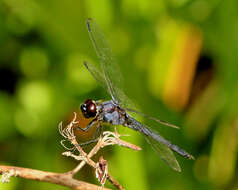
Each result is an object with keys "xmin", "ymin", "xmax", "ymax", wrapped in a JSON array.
[{"xmin": 80, "ymin": 99, "xmax": 97, "ymax": 118}]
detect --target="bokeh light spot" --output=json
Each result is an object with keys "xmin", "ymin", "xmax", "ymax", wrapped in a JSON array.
[
  {"xmin": 18, "ymin": 81, "xmax": 52, "ymax": 113},
  {"xmin": 20, "ymin": 47, "xmax": 49, "ymax": 78}
]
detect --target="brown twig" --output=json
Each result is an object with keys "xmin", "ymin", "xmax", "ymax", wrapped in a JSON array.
[
  {"xmin": 59, "ymin": 113, "xmax": 141, "ymax": 190},
  {"xmin": 0, "ymin": 165, "xmax": 109, "ymax": 190},
  {"xmin": 107, "ymin": 174, "xmax": 124, "ymax": 190},
  {"xmin": 69, "ymin": 129, "xmax": 141, "ymax": 176}
]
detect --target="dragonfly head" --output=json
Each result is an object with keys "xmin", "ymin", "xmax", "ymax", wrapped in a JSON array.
[{"xmin": 80, "ymin": 99, "xmax": 97, "ymax": 118}]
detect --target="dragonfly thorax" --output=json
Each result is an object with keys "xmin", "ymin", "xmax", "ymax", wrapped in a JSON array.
[{"xmin": 100, "ymin": 100, "xmax": 126, "ymax": 125}]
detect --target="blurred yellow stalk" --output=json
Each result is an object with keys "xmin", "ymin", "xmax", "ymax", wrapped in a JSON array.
[{"xmin": 163, "ymin": 25, "xmax": 202, "ymax": 111}]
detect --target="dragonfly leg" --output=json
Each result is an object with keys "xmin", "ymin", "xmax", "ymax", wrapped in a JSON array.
[
  {"xmin": 78, "ymin": 124, "xmax": 101, "ymax": 147},
  {"xmin": 75, "ymin": 119, "xmax": 97, "ymax": 132},
  {"xmin": 78, "ymin": 138, "xmax": 99, "ymax": 146}
]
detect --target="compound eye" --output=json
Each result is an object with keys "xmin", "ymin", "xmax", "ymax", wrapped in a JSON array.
[
  {"xmin": 81, "ymin": 99, "xmax": 97, "ymax": 118},
  {"xmin": 87, "ymin": 103, "xmax": 96, "ymax": 117},
  {"xmin": 80, "ymin": 104, "xmax": 87, "ymax": 112},
  {"xmin": 85, "ymin": 99, "xmax": 93, "ymax": 105}
]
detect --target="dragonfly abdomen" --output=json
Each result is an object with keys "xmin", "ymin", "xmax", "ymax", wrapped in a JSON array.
[
  {"xmin": 167, "ymin": 143, "xmax": 194, "ymax": 159},
  {"xmin": 125, "ymin": 116, "xmax": 194, "ymax": 160}
]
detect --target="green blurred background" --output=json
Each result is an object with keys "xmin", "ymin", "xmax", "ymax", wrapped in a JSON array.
[{"xmin": 1, "ymin": 0, "xmax": 238, "ymax": 189}]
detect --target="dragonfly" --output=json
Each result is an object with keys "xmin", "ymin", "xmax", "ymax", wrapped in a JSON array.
[{"xmin": 78, "ymin": 18, "xmax": 194, "ymax": 172}]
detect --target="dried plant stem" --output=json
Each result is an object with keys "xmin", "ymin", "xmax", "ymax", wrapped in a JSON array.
[
  {"xmin": 67, "ymin": 133, "xmax": 125, "ymax": 190},
  {"xmin": 0, "ymin": 165, "xmax": 109, "ymax": 190},
  {"xmin": 58, "ymin": 113, "xmax": 142, "ymax": 190},
  {"xmin": 70, "ymin": 138, "xmax": 102, "ymax": 175},
  {"xmin": 107, "ymin": 174, "xmax": 124, "ymax": 190}
]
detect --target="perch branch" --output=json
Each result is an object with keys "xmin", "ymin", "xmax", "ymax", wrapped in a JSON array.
[
  {"xmin": 0, "ymin": 165, "xmax": 109, "ymax": 190},
  {"xmin": 59, "ymin": 112, "xmax": 141, "ymax": 190}
]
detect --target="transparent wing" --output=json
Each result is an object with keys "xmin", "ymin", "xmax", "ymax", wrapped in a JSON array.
[
  {"xmin": 87, "ymin": 18, "xmax": 132, "ymax": 107},
  {"xmin": 125, "ymin": 108, "xmax": 180, "ymax": 129},
  {"xmin": 84, "ymin": 60, "xmax": 179, "ymax": 130},
  {"xmin": 84, "ymin": 61, "xmax": 136, "ymax": 109},
  {"xmin": 83, "ymin": 61, "xmax": 107, "ymax": 90},
  {"xmin": 145, "ymin": 135, "xmax": 181, "ymax": 172}
]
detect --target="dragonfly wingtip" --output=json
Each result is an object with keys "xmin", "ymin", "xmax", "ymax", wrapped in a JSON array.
[
  {"xmin": 86, "ymin": 18, "xmax": 93, "ymax": 31},
  {"xmin": 166, "ymin": 123, "xmax": 180, "ymax": 130},
  {"xmin": 173, "ymin": 125, "xmax": 180, "ymax": 130},
  {"xmin": 83, "ymin": 60, "xmax": 88, "ymax": 66},
  {"xmin": 190, "ymin": 155, "xmax": 195, "ymax": 160},
  {"xmin": 175, "ymin": 167, "xmax": 182, "ymax": 172},
  {"xmin": 87, "ymin": 18, "xmax": 93, "ymax": 22}
]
